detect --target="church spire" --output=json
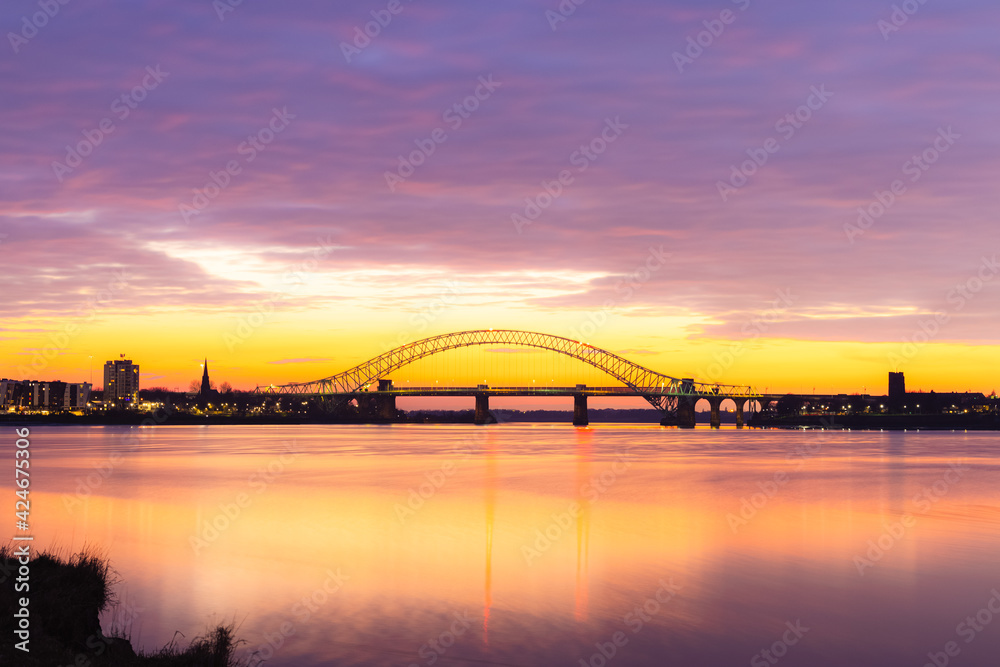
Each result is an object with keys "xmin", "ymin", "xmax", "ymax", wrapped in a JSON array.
[{"xmin": 201, "ymin": 358, "xmax": 211, "ymax": 395}]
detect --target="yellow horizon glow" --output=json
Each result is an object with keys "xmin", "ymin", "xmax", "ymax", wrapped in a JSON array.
[{"xmin": 1, "ymin": 306, "xmax": 997, "ymax": 398}]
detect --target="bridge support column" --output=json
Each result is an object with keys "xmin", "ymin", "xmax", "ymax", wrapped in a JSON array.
[
  {"xmin": 377, "ymin": 394, "xmax": 396, "ymax": 420},
  {"xmin": 573, "ymin": 394, "xmax": 588, "ymax": 426},
  {"xmin": 736, "ymin": 399, "xmax": 746, "ymax": 429},
  {"xmin": 676, "ymin": 378, "xmax": 697, "ymax": 429},
  {"xmin": 376, "ymin": 379, "xmax": 396, "ymax": 420},
  {"xmin": 474, "ymin": 393, "xmax": 494, "ymax": 425},
  {"xmin": 676, "ymin": 397, "xmax": 696, "ymax": 429},
  {"xmin": 708, "ymin": 396, "xmax": 724, "ymax": 429}
]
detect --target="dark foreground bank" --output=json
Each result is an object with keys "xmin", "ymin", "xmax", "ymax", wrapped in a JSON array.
[{"xmin": 1, "ymin": 546, "xmax": 245, "ymax": 666}]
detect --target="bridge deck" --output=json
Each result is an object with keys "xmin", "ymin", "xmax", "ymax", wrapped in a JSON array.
[{"xmin": 266, "ymin": 386, "xmax": 760, "ymax": 398}]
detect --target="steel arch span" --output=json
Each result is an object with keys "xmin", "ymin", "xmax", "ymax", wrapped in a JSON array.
[{"xmin": 254, "ymin": 329, "xmax": 759, "ymax": 411}]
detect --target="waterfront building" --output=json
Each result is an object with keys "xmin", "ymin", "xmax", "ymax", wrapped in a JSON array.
[{"xmin": 104, "ymin": 356, "xmax": 139, "ymax": 407}]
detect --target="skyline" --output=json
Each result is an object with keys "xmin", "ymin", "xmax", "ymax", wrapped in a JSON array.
[{"xmin": 3, "ymin": 0, "xmax": 999, "ymax": 396}]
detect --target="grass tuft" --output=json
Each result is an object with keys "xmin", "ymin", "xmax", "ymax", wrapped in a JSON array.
[{"xmin": 1, "ymin": 544, "xmax": 248, "ymax": 666}]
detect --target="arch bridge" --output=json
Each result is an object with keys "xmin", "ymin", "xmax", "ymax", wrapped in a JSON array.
[{"xmin": 254, "ymin": 330, "xmax": 761, "ymax": 428}]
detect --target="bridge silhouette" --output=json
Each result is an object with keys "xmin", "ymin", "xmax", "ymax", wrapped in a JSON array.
[{"xmin": 254, "ymin": 329, "xmax": 762, "ymax": 428}]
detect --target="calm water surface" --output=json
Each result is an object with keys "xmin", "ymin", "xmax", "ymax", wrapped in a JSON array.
[{"xmin": 11, "ymin": 424, "xmax": 1000, "ymax": 666}]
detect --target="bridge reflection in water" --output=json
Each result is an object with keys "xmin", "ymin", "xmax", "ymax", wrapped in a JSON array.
[
  {"xmin": 255, "ymin": 329, "xmax": 761, "ymax": 428},
  {"xmin": 483, "ymin": 429, "xmax": 495, "ymax": 644},
  {"xmin": 482, "ymin": 426, "xmax": 593, "ymax": 641},
  {"xmin": 574, "ymin": 427, "xmax": 591, "ymax": 622}
]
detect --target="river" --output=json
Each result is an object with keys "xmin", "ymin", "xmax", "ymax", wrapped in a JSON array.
[{"xmin": 10, "ymin": 424, "xmax": 1000, "ymax": 666}]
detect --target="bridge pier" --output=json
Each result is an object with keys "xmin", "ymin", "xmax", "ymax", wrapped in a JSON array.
[
  {"xmin": 707, "ymin": 396, "xmax": 724, "ymax": 429},
  {"xmin": 736, "ymin": 399, "xmax": 746, "ymax": 429},
  {"xmin": 677, "ymin": 378, "xmax": 697, "ymax": 429},
  {"xmin": 376, "ymin": 379, "xmax": 396, "ymax": 420},
  {"xmin": 474, "ymin": 393, "xmax": 494, "ymax": 425},
  {"xmin": 573, "ymin": 393, "xmax": 588, "ymax": 426},
  {"xmin": 376, "ymin": 394, "xmax": 396, "ymax": 420},
  {"xmin": 676, "ymin": 398, "xmax": 696, "ymax": 429}
]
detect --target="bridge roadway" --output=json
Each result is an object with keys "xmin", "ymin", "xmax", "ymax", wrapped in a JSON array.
[{"xmin": 287, "ymin": 383, "xmax": 760, "ymax": 428}]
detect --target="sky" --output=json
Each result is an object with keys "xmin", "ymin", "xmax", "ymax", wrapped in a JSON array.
[{"xmin": 1, "ymin": 0, "xmax": 999, "ymax": 397}]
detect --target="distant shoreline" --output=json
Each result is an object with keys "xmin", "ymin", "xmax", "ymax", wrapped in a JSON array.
[
  {"xmin": 1, "ymin": 409, "xmax": 997, "ymax": 429},
  {"xmin": 748, "ymin": 412, "xmax": 1000, "ymax": 431}
]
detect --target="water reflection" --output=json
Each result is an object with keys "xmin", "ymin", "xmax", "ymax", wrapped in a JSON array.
[
  {"xmin": 9, "ymin": 425, "xmax": 1000, "ymax": 666},
  {"xmin": 574, "ymin": 426, "xmax": 591, "ymax": 622},
  {"xmin": 483, "ymin": 428, "xmax": 495, "ymax": 645}
]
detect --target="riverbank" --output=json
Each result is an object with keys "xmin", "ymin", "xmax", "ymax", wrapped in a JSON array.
[
  {"xmin": 1, "ymin": 408, "xmax": 651, "ymax": 426},
  {"xmin": 0, "ymin": 546, "xmax": 244, "ymax": 666},
  {"xmin": 3, "ymin": 409, "xmax": 997, "ymax": 429},
  {"xmin": 0, "ymin": 411, "xmax": 430, "ymax": 426},
  {"xmin": 749, "ymin": 412, "xmax": 1000, "ymax": 430}
]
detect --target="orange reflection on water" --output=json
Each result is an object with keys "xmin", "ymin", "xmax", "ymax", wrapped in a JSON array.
[
  {"xmin": 574, "ymin": 427, "xmax": 591, "ymax": 622},
  {"xmin": 12, "ymin": 426, "xmax": 1000, "ymax": 666},
  {"xmin": 483, "ymin": 429, "xmax": 496, "ymax": 644}
]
